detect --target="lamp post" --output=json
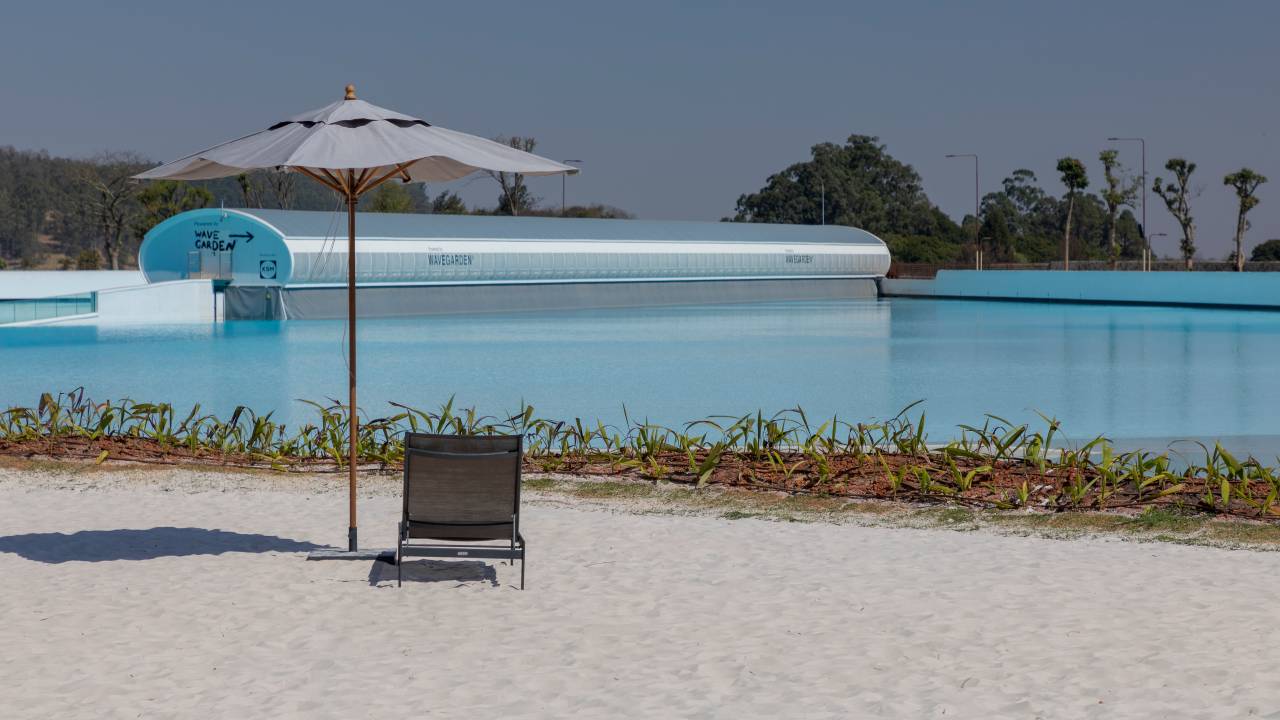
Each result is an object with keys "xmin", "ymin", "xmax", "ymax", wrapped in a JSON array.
[
  {"xmin": 945, "ymin": 154, "xmax": 980, "ymax": 269},
  {"xmin": 820, "ymin": 178, "xmax": 825, "ymax": 226},
  {"xmin": 561, "ymin": 159, "xmax": 583, "ymax": 216},
  {"xmin": 1107, "ymin": 137, "xmax": 1146, "ymax": 270}
]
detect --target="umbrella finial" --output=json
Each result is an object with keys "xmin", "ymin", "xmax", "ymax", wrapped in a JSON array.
[{"xmin": 344, "ymin": 84, "xmax": 357, "ymax": 101}]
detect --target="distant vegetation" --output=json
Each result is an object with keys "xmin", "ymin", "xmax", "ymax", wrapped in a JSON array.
[
  {"xmin": 0, "ymin": 132, "xmax": 1267, "ymax": 270},
  {"xmin": 1251, "ymin": 239, "xmax": 1280, "ymax": 261},
  {"xmin": 732, "ymin": 136, "xmax": 1270, "ymax": 269},
  {"xmin": 0, "ymin": 142, "xmax": 629, "ymax": 270},
  {"xmin": 730, "ymin": 135, "xmax": 1145, "ymax": 265}
]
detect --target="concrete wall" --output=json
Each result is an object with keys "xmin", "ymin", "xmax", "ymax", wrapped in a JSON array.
[
  {"xmin": 0, "ymin": 270, "xmax": 146, "ymax": 299},
  {"xmin": 96, "ymin": 280, "xmax": 214, "ymax": 323},
  {"xmin": 880, "ymin": 270, "xmax": 1280, "ymax": 310}
]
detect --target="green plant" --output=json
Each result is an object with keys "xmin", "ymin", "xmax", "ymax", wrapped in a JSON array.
[{"xmin": 5, "ymin": 389, "xmax": 1280, "ymax": 524}]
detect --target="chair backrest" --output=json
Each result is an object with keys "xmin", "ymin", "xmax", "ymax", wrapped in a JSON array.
[{"xmin": 402, "ymin": 433, "xmax": 522, "ymax": 541}]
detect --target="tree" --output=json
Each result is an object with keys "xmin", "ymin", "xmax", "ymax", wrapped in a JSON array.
[
  {"xmin": 264, "ymin": 171, "xmax": 297, "ymax": 210},
  {"xmin": 1250, "ymin": 239, "xmax": 1280, "ymax": 261},
  {"xmin": 234, "ymin": 170, "xmax": 299, "ymax": 210},
  {"xmin": 78, "ymin": 152, "xmax": 149, "ymax": 270},
  {"xmin": 1152, "ymin": 159, "xmax": 1198, "ymax": 270},
  {"xmin": 1114, "ymin": 210, "xmax": 1144, "ymax": 259},
  {"xmin": 557, "ymin": 204, "xmax": 634, "ymax": 219},
  {"xmin": 496, "ymin": 183, "xmax": 534, "ymax": 216},
  {"xmin": 485, "ymin": 136, "xmax": 539, "ymax": 216},
  {"xmin": 429, "ymin": 191, "xmax": 468, "ymax": 214},
  {"xmin": 730, "ymin": 135, "xmax": 963, "ymax": 262},
  {"xmin": 978, "ymin": 169, "xmax": 1068, "ymax": 262},
  {"xmin": 1055, "ymin": 157, "xmax": 1088, "ymax": 270},
  {"xmin": 1099, "ymin": 150, "xmax": 1137, "ymax": 267},
  {"xmin": 236, "ymin": 173, "xmax": 265, "ymax": 208},
  {"xmin": 732, "ymin": 135, "xmax": 947, "ymax": 234},
  {"xmin": 75, "ymin": 248, "xmax": 102, "ymax": 270},
  {"xmin": 366, "ymin": 182, "xmax": 417, "ymax": 213},
  {"xmin": 979, "ymin": 206, "xmax": 1015, "ymax": 262},
  {"xmin": 1223, "ymin": 168, "xmax": 1267, "ymax": 272},
  {"xmin": 1002, "ymin": 169, "xmax": 1048, "ymax": 216},
  {"xmin": 133, "ymin": 180, "xmax": 214, "ymax": 254}
]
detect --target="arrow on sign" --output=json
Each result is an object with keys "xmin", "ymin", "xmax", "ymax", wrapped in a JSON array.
[{"xmin": 229, "ymin": 231, "xmax": 255, "ymax": 242}]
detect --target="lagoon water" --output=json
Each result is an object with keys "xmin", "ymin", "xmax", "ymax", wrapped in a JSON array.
[{"xmin": 3, "ymin": 298, "xmax": 1279, "ymax": 453}]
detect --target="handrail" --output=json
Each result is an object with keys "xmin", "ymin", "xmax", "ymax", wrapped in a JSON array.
[{"xmin": 0, "ymin": 291, "xmax": 97, "ymax": 325}]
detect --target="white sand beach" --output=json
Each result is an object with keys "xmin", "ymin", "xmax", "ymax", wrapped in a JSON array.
[{"xmin": 2, "ymin": 466, "xmax": 1279, "ymax": 719}]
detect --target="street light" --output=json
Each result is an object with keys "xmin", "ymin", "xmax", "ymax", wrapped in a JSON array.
[
  {"xmin": 1107, "ymin": 137, "xmax": 1147, "ymax": 271},
  {"xmin": 945, "ymin": 154, "xmax": 981, "ymax": 269},
  {"xmin": 819, "ymin": 178, "xmax": 825, "ymax": 226},
  {"xmin": 561, "ymin": 159, "xmax": 584, "ymax": 216}
]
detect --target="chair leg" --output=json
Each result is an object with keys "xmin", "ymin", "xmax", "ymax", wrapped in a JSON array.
[
  {"xmin": 520, "ymin": 555, "xmax": 525, "ymax": 590},
  {"xmin": 397, "ymin": 541, "xmax": 402, "ymax": 588}
]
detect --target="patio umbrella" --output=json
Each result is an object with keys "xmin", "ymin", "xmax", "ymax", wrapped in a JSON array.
[{"xmin": 135, "ymin": 85, "xmax": 577, "ymax": 552}]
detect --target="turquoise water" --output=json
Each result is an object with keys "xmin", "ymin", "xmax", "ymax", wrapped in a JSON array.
[{"xmin": 2, "ymin": 298, "xmax": 1279, "ymax": 451}]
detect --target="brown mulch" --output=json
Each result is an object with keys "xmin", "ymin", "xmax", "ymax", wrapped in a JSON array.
[{"xmin": 2, "ymin": 436, "xmax": 1273, "ymax": 521}]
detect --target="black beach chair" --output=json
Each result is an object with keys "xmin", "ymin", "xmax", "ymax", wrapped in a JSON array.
[{"xmin": 396, "ymin": 433, "xmax": 526, "ymax": 589}]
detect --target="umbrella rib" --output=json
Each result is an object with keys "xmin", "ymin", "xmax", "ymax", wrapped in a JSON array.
[
  {"xmin": 352, "ymin": 167, "xmax": 374, "ymax": 194},
  {"xmin": 292, "ymin": 167, "xmax": 345, "ymax": 195},
  {"xmin": 356, "ymin": 162, "xmax": 415, "ymax": 197},
  {"xmin": 322, "ymin": 168, "xmax": 351, "ymax": 195}
]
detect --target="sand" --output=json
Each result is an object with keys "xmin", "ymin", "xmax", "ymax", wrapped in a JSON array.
[{"xmin": 1, "ymin": 466, "xmax": 1279, "ymax": 719}]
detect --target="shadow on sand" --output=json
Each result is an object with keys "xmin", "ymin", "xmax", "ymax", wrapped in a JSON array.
[
  {"xmin": 368, "ymin": 558, "xmax": 499, "ymax": 587},
  {"xmin": 0, "ymin": 527, "xmax": 326, "ymax": 563}
]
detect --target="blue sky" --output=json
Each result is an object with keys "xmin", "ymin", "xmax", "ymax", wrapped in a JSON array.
[{"xmin": 4, "ymin": 1, "xmax": 1277, "ymax": 257}]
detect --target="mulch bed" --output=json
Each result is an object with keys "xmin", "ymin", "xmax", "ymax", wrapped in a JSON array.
[{"xmin": 4, "ymin": 436, "xmax": 1272, "ymax": 521}]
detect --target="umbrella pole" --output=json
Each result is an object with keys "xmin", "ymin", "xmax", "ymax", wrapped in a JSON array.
[{"xmin": 347, "ymin": 183, "xmax": 358, "ymax": 552}]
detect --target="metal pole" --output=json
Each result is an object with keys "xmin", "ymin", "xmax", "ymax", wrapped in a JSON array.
[
  {"xmin": 974, "ymin": 157, "xmax": 980, "ymax": 270},
  {"xmin": 945, "ymin": 154, "xmax": 979, "ymax": 269},
  {"xmin": 820, "ymin": 179, "xmax": 825, "ymax": 226},
  {"xmin": 1140, "ymin": 139, "xmax": 1147, "ymax": 271},
  {"xmin": 346, "ymin": 174, "xmax": 358, "ymax": 553},
  {"xmin": 560, "ymin": 160, "xmax": 583, "ymax": 217}
]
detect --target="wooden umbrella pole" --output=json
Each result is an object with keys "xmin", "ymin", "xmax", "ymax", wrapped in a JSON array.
[{"xmin": 347, "ymin": 173, "xmax": 359, "ymax": 552}]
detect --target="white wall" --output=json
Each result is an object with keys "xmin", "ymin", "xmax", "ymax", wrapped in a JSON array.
[
  {"xmin": 95, "ymin": 280, "xmax": 214, "ymax": 323},
  {"xmin": 880, "ymin": 270, "xmax": 1280, "ymax": 309},
  {"xmin": 0, "ymin": 270, "xmax": 146, "ymax": 299}
]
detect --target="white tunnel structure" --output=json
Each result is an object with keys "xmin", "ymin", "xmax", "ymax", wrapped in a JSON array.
[{"xmin": 140, "ymin": 209, "xmax": 891, "ymax": 319}]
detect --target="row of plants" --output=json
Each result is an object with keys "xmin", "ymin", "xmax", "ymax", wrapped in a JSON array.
[{"xmin": 4, "ymin": 389, "xmax": 1280, "ymax": 521}]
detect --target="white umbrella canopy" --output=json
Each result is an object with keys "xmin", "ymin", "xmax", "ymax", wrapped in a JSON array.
[
  {"xmin": 135, "ymin": 85, "xmax": 577, "ymax": 554},
  {"xmin": 136, "ymin": 84, "xmax": 576, "ymax": 185}
]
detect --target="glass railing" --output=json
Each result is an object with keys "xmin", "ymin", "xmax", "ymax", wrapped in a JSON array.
[{"xmin": 0, "ymin": 292, "xmax": 97, "ymax": 325}]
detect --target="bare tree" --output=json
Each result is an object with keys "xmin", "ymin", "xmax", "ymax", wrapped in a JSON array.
[
  {"xmin": 266, "ymin": 170, "xmax": 297, "ymax": 209},
  {"xmin": 236, "ymin": 173, "xmax": 265, "ymax": 208},
  {"xmin": 1152, "ymin": 159, "xmax": 1198, "ymax": 270},
  {"xmin": 1224, "ymin": 168, "xmax": 1267, "ymax": 272},
  {"xmin": 484, "ymin": 136, "xmax": 538, "ymax": 215},
  {"xmin": 78, "ymin": 152, "xmax": 147, "ymax": 270},
  {"xmin": 235, "ymin": 170, "xmax": 297, "ymax": 209},
  {"xmin": 1099, "ymin": 150, "xmax": 1137, "ymax": 267}
]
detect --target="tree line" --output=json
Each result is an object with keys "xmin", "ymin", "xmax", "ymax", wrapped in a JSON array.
[
  {"xmin": 732, "ymin": 135, "xmax": 1272, "ymax": 269},
  {"xmin": 0, "ymin": 137, "xmax": 627, "ymax": 270},
  {"xmin": 1, "ymin": 134, "xmax": 1270, "ymax": 271}
]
